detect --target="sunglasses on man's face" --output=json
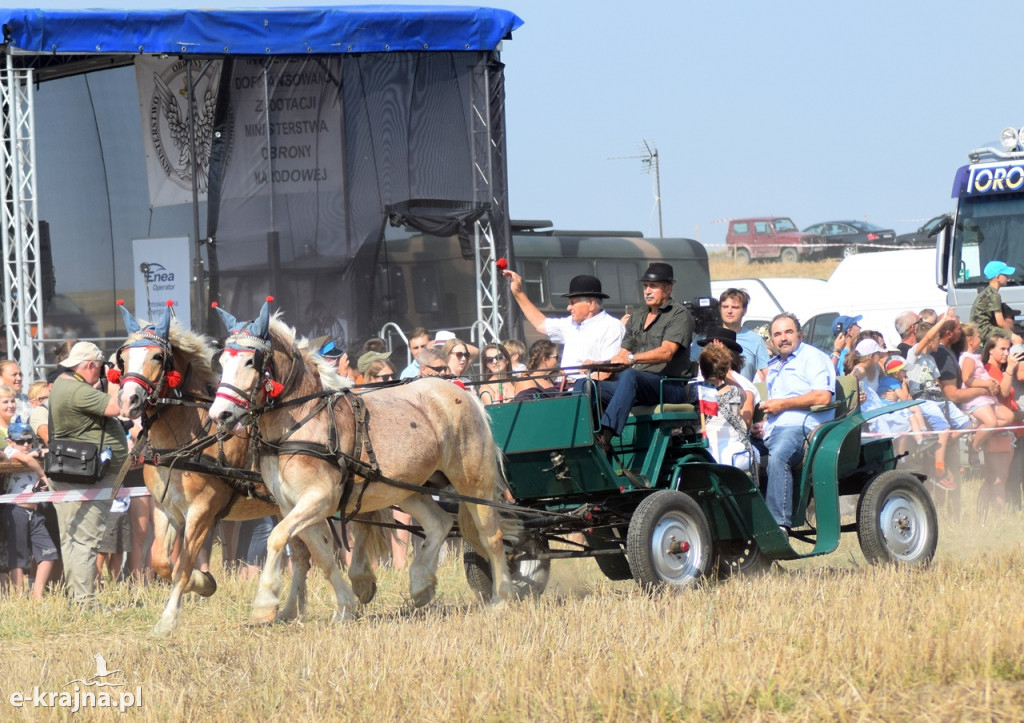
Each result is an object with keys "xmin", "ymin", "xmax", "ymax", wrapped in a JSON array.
[
  {"xmin": 11, "ymin": 439, "xmax": 32, "ymax": 445},
  {"xmin": 424, "ymin": 365, "xmax": 448, "ymax": 373}
]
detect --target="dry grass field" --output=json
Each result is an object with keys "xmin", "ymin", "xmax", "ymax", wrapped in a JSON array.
[
  {"xmin": 2, "ymin": 474, "xmax": 1024, "ymax": 721},
  {"xmin": 709, "ymin": 256, "xmax": 842, "ymax": 282}
]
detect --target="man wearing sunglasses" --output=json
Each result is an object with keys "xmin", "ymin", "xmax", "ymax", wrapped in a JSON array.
[
  {"xmin": 503, "ymin": 270, "xmax": 624, "ymax": 380},
  {"xmin": 417, "ymin": 347, "xmax": 450, "ymax": 377}
]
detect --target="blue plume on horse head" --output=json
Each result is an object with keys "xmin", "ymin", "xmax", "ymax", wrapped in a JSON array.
[
  {"xmin": 153, "ymin": 300, "xmax": 173, "ymax": 340},
  {"xmin": 249, "ymin": 296, "xmax": 273, "ymax": 339},
  {"xmin": 117, "ymin": 300, "xmax": 143, "ymax": 334},
  {"xmin": 211, "ymin": 301, "xmax": 241, "ymax": 334},
  {"xmin": 212, "ymin": 296, "xmax": 273, "ymax": 339}
]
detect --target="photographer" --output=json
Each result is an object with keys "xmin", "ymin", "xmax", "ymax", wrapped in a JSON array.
[
  {"xmin": 49, "ymin": 341, "xmax": 127, "ymax": 605},
  {"xmin": 2, "ymin": 418, "xmax": 58, "ymax": 599}
]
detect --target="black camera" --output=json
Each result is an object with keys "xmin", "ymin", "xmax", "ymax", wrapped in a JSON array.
[{"xmin": 683, "ymin": 296, "xmax": 721, "ymax": 337}]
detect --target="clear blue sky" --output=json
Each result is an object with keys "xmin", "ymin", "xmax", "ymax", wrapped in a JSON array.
[{"xmin": 11, "ymin": 1, "xmax": 1024, "ymax": 247}]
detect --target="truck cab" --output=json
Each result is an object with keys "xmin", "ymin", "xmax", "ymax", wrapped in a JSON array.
[
  {"xmin": 726, "ymin": 216, "xmax": 824, "ymax": 264},
  {"xmin": 936, "ymin": 126, "xmax": 1024, "ymax": 319}
]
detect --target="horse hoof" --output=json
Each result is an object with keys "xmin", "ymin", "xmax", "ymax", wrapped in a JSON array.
[
  {"xmin": 275, "ymin": 605, "xmax": 300, "ymax": 623},
  {"xmin": 352, "ymin": 579, "xmax": 377, "ymax": 605},
  {"xmin": 191, "ymin": 570, "xmax": 217, "ymax": 598},
  {"xmin": 151, "ymin": 619, "xmax": 175, "ymax": 637},
  {"xmin": 250, "ymin": 607, "xmax": 278, "ymax": 625},
  {"xmin": 411, "ymin": 583, "xmax": 436, "ymax": 608},
  {"xmin": 330, "ymin": 608, "xmax": 356, "ymax": 623}
]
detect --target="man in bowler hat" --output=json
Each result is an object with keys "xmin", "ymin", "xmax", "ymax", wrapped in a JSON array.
[
  {"xmin": 503, "ymin": 270, "xmax": 624, "ymax": 380},
  {"xmin": 583, "ymin": 262, "xmax": 695, "ymax": 450}
]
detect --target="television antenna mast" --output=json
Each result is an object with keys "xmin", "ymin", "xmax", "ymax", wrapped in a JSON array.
[{"xmin": 609, "ymin": 139, "xmax": 662, "ymax": 237}]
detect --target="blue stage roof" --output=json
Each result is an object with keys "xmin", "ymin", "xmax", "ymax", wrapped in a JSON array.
[{"xmin": 1, "ymin": 6, "xmax": 523, "ymax": 56}]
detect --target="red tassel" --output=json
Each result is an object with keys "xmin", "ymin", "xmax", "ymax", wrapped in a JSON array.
[
  {"xmin": 165, "ymin": 370, "xmax": 182, "ymax": 388},
  {"xmin": 106, "ymin": 368, "xmax": 121, "ymax": 384},
  {"xmin": 266, "ymin": 379, "xmax": 284, "ymax": 398},
  {"xmin": 496, "ymin": 257, "xmax": 508, "ymax": 270}
]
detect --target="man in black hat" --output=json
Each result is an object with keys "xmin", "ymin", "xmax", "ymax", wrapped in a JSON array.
[
  {"xmin": 587, "ymin": 262, "xmax": 695, "ymax": 449},
  {"xmin": 503, "ymin": 270, "xmax": 624, "ymax": 380}
]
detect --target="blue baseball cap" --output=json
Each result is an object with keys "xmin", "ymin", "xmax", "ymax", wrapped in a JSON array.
[
  {"xmin": 832, "ymin": 315, "xmax": 863, "ymax": 335},
  {"xmin": 6, "ymin": 416, "xmax": 34, "ymax": 442},
  {"xmin": 984, "ymin": 260, "xmax": 1016, "ymax": 280}
]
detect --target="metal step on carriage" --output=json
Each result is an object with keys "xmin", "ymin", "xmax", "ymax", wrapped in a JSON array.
[{"xmin": 463, "ymin": 375, "xmax": 939, "ymax": 599}]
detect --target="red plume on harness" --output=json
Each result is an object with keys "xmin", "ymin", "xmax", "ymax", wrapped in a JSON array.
[
  {"xmin": 106, "ymin": 367, "xmax": 122, "ymax": 384},
  {"xmin": 265, "ymin": 378, "xmax": 284, "ymax": 398},
  {"xmin": 165, "ymin": 370, "xmax": 182, "ymax": 389}
]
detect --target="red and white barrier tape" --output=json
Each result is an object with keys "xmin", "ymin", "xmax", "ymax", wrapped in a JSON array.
[
  {"xmin": 862, "ymin": 423, "xmax": 1024, "ymax": 439},
  {"xmin": 0, "ymin": 486, "xmax": 150, "ymax": 505}
]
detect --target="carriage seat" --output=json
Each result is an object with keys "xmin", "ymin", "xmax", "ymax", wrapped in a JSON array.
[{"xmin": 630, "ymin": 403, "xmax": 696, "ymax": 416}]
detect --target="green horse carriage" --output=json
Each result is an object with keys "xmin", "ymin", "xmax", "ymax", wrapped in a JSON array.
[{"xmin": 464, "ymin": 377, "xmax": 939, "ymax": 598}]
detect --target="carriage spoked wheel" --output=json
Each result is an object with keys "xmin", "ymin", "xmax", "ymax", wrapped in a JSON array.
[
  {"xmin": 627, "ymin": 490, "xmax": 713, "ymax": 589},
  {"xmin": 856, "ymin": 471, "xmax": 938, "ymax": 566},
  {"xmin": 585, "ymin": 531, "xmax": 633, "ymax": 581},
  {"xmin": 463, "ymin": 534, "xmax": 550, "ymax": 602},
  {"xmin": 715, "ymin": 537, "xmax": 772, "ymax": 578}
]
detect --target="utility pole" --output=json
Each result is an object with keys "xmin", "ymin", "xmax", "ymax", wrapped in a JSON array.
[{"xmin": 610, "ymin": 139, "xmax": 662, "ymax": 236}]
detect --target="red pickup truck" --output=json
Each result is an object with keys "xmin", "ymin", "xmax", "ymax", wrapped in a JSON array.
[{"xmin": 726, "ymin": 217, "xmax": 825, "ymax": 263}]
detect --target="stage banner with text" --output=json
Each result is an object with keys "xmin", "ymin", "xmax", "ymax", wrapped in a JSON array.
[
  {"xmin": 132, "ymin": 237, "xmax": 191, "ymax": 324},
  {"xmin": 135, "ymin": 56, "xmax": 223, "ymax": 208}
]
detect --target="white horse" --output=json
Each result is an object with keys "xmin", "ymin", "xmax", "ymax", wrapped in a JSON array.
[{"xmin": 207, "ymin": 301, "xmax": 513, "ymax": 623}]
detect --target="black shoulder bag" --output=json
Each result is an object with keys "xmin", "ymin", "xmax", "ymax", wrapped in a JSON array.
[{"xmin": 43, "ymin": 398, "xmax": 110, "ymax": 484}]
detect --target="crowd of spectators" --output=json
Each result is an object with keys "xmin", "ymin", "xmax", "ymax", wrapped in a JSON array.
[{"xmin": 6, "ymin": 259, "xmax": 1023, "ymax": 600}]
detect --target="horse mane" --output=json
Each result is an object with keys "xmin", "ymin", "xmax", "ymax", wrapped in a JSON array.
[
  {"xmin": 267, "ymin": 313, "xmax": 353, "ymax": 391},
  {"xmin": 166, "ymin": 320, "xmax": 219, "ymax": 389}
]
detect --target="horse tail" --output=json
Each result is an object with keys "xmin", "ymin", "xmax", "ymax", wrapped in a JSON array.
[
  {"xmin": 349, "ymin": 509, "xmax": 392, "ymax": 563},
  {"xmin": 464, "ymin": 389, "xmax": 512, "ymax": 501}
]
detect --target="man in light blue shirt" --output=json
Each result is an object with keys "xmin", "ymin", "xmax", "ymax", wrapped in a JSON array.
[
  {"xmin": 718, "ymin": 288, "xmax": 769, "ymax": 380},
  {"xmin": 760, "ymin": 313, "xmax": 835, "ymax": 530},
  {"xmin": 400, "ymin": 327, "xmax": 431, "ymax": 380}
]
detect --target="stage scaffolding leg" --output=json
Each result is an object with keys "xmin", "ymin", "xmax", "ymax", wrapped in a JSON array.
[{"xmin": 0, "ymin": 58, "xmax": 44, "ymax": 383}]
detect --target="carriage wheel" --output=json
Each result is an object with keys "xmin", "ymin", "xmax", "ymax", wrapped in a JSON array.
[
  {"xmin": 585, "ymin": 532, "xmax": 633, "ymax": 581},
  {"xmin": 463, "ymin": 535, "xmax": 550, "ymax": 602},
  {"xmin": 627, "ymin": 490, "xmax": 713, "ymax": 590},
  {"xmin": 716, "ymin": 537, "xmax": 772, "ymax": 578},
  {"xmin": 856, "ymin": 471, "xmax": 938, "ymax": 566}
]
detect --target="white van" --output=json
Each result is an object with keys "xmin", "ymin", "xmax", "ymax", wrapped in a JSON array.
[
  {"xmin": 799, "ymin": 249, "xmax": 947, "ymax": 352},
  {"xmin": 711, "ymin": 277, "xmax": 826, "ymax": 331}
]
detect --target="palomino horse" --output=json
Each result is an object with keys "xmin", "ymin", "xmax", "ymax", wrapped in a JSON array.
[
  {"xmin": 207, "ymin": 301, "xmax": 513, "ymax": 623},
  {"xmin": 116, "ymin": 303, "xmax": 386, "ymax": 635}
]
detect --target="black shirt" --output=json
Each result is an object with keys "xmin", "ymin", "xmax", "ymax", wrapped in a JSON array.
[{"xmin": 622, "ymin": 300, "xmax": 694, "ymax": 377}]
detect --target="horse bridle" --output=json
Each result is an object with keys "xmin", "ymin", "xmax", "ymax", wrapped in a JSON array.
[
  {"xmin": 214, "ymin": 332, "xmax": 298, "ymax": 414},
  {"xmin": 116, "ymin": 330, "xmax": 175, "ymax": 407}
]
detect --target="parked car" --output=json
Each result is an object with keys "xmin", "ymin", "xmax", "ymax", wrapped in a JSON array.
[
  {"xmin": 725, "ymin": 217, "xmax": 827, "ymax": 263},
  {"xmin": 800, "ymin": 248, "xmax": 947, "ymax": 351},
  {"xmin": 893, "ymin": 214, "xmax": 949, "ymax": 248},
  {"xmin": 710, "ymin": 277, "xmax": 826, "ymax": 331},
  {"xmin": 802, "ymin": 220, "xmax": 896, "ymax": 258}
]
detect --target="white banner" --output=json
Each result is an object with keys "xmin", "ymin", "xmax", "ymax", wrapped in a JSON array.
[
  {"xmin": 132, "ymin": 237, "xmax": 191, "ymax": 324},
  {"xmin": 135, "ymin": 56, "xmax": 223, "ymax": 208},
  {"xmin": 222, "ymin": 58, "xmax": 343, "ymax": 200}
]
